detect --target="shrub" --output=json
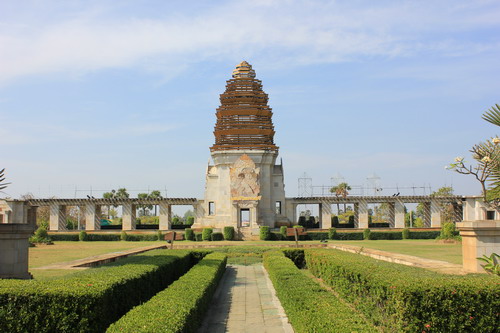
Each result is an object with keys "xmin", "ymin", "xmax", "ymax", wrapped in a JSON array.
[
  {"xmin": 259, "ymin": 226, "xmax": 271, "ymax": 240},
  {"xmin": 194, "ymin": 232, "xmax": 202, "ymax": 242},
  {"xmin": 185, "ymin": 228, "xmax": 194, "ymax": 241},
  {"xmin": 120, "ymin": 231, "xmax": 128, "ymax": 241},
  {"xmin": 307, "ymin": 232, "xmax": 328, "ymax": 240},
  {"xmin": 402, "ymin": 228, "xmax": 410, "ymax": 239},
  {"xmin": 107, "ymin": 252, "xmax": 226, "ymax": 333},
  {"xmin": 328, "ymin": 227, "xmax": 337, "ymax": 240},
  {"xmin": 368, "ymin": 222, "xmax": 390, "ymax": 228},
  {"xmin": 0, "ymin": 250, "xmax": 197, "ymax": 333},
  {"xmin": 49, "ymin": 233, "xmax": 79, "ymax": 241},
  {"xmin": 331, "ymin": 215, "xmax": 339, "ymax": 227},
  {"xmin": 336, "ymin": 232, "xmax": 363, "ymax": 240},
  {"xmin": 211, "ymin": 232, "xmax": 223, "ymax": 241},
  {"xmin": 408, "ymin": 230, "xmax": 440, "ymax": 239},
  {"xmin": 280, "ymin": 226, "xmax": 287, "ymax": 239},
  {"xmin": 369, "ymin": 231, "xmax": 402, "ymax": 240},
  {"xmin": 363, "ymin": 228, "xmax": 371, "ymax": 240},
  {"xmin": 30, "ymin": 225, "xmax": 52, "ymax": 244},
  {"xmin": 185, "ymin": 216, "xmax": 195, "ymax": 225},
  {"xmin": 79, "ymin": 231, "xmax": 88, "ymax": 241},
  {"xmin": 223, "ymin": 226, "xmax": 234, "ymax": 240},
  {"xmin": 305, "ymin": 249, "xmax": 500, "ymax": 333},
  {"xmin": 438, "ymin": 222, "xmax": 460, "ymax": 240},
  {"xmin": 172, "ymin": 216, "xmax": 181, "ymax": 225},
  {"xmin": 156, "ymin": 230, "xmax": 162, "ymax": 241},
  {"xmin": 348, "ymin": 215, "xmax": 354, "ymax": 224},
  {"xmin": 202, "ymin": 228, "xmax": 213, "ymax": 241},
  {"xmin": 86, "ymin": 233, "xmax": 121, "ymax": 241},
  {"xmin": 263, "ymin": 251, "xmax": 377, "ymax": 333}
]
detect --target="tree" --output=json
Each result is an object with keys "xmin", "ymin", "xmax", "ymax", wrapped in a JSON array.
[
  {"xmin": 415, "ymin": 187, "xmax": 455, "ymax": 225},
  {"xmin": 103, "ymin": 190, "xmax": 115, "ymax": 218},
  {"xmin": 0, "ymin": 168, "xmax": 11, "ymax": 193},
  {"xmin": 148, "ymin": 190, "xmax": 163, "ymax": 215},
  {"xmin": 448, "ymin": 104, "xmax": 500, "ymax": 211},
  {"xmin": 331, "ymin": 182, "xmax": 351, "ymax": 213},
  {"xmin": 137, "ymin": 193, "xmax": 153, "ymax": 216}
]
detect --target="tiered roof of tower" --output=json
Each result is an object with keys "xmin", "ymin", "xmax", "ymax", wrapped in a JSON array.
[{"xmin": 210, "ymin": 61, "xmax": 278, "ymax": 152}]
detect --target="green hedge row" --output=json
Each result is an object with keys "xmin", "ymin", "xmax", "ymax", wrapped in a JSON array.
[
  {"xmin": 107, "ymin": 252, "xmax": 227, "ymax": 332},
  {"xmin": 263, "ymin": 251, "xmax": 377, "ymax": 333},
  {"xmin": 305, "ymin": 249, "xmax": 500, "ymax": 332},
  {"xmin": 270, "ymin": 230, "xmax": 440, "ymax": 241},
  {"xmin": 0, "ymin": 250, "xmax": 203, "ymax": 333}
]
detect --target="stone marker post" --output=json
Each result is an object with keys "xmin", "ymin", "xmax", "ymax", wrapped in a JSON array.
[{"xmin": 457, "ymin": 220, "xmax": 500, "ymax": 273}]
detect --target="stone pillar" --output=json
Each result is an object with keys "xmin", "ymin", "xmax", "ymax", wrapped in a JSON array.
[
  {"xmin": 320, "ymin": 203, "xmax": 332, "ymax": 229},
  {"xmin": 159, "ymin": 203, "xmax": 171, "ymax": 231},
  {"xmin": 394, "ymin": 201, "xmax": 405, "ymax": 228},
  {"xmin": 357, "ymin": 201, "xmax": 369, "ymax": 229},
  {"xmin": 0, "ymin": 223, "xmax": 35, "ymax": 279},
  {"xmin": 457, "ymin": 220, "xmax": 500, "ymax": 273},
  {"xmin": 85, "ymin": 203, "xmax": 101, "ymax": 231},
  {"xmin": 431, "ymin": 200, "xmax": 442, "ymax": 227},
  {"xmin": 423, "ymin": 202, "xmax": 431, "ymax": 227},
  {"xmin": 122, "ymin": 203, "xmax": 136, "ymax": 231},
  {"xmin": 387, "ymin": 202, "xmax": 395, "ymax": 228},
  {"xmin": 49, "ymin": 204, "xmax": 67, "ymax": 231}
]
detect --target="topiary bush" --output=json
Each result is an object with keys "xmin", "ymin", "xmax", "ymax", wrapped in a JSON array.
[
  {"xmin": 402, "ymin": 228, "xmax": 410, "ymax": 240},
  {"xmin": 259, "ymin": 226, "xmax": 271, "ymax": 240},
  {"xmin": 79, "ymin": 231, "xmax": 88, "ymax": 241},
  {"xmin": 328, "ymin": 227, "xmax": 337, "ymax": 240},
  {"xmin": 363, "ymin": 228, "xmax": 371, "ymax": 240},
  {"xmin": 223, "ymin": 226, "xmax": 234, "ymax": 240},
  {"xmin": 185, "ymin": 228, "xmax": 194, "ymax": 241},
  {"xmin": 280, "ymin": 226, "xmax": 288, "ymax": 239},
  {"xmin": 202, "ymin": 228, "xmax": 213, "ymax": 241},
  {"xmin": 211, "ymin": 232, "xmax": 223, "ymax": 241},
  {"xmin": 194, "ymin": 232, "xmax": 202, "ymax": 242},
  {"xmin": 120, "ymin": 231, "xmax": 128, "ymax": 241}
]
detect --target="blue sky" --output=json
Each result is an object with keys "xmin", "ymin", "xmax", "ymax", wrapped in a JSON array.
[{"xmin": 1, "ymin": 0, "xmax": 499, "ymax": 199}]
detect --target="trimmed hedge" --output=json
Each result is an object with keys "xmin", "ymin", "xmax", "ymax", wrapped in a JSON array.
[
  {"xmin": 0, "ymin": 250, "xmax": 200, "ymax": 333},
  {"xmin": 185, "ymin": 228, "xmax": 194, "ymax": 241},
  {"xmin": 194, "ymin": 232, "xmax": 202, "ymax": 241},
  {"xmin": 107, "ymin": 252, "xmax": 227, "ymax": 333},
  {"xmin": 50, "ymin": 233, "xmax": 79, "ymax": 241},
  {"xmin": 263, "ymin": 251, "xmax": 377, "ymax": 332},
  {"xmin": 211, "ymin": 232, "xmax": 223, "ymax": 241},
  {"xmin": 370, "ymin": 231, "xmax": 403, "ymax": 240},
  {"xmin": 223, "ymin": 226, "xmax": 234, "ymax": 240},
  {"xmin": 368, "ymin": 222, "xmax": 390, "ymax": 228},
  {"xmin": 305, "ymin": 249, "xmax": 500, "ymax": 332},
  {"xmin": 260, "ymin": 226, "xmax": 271, "ymax": 240},
  {"xmin": 202, "ymin": 228, "xmax": 213, "ymax": 241}
]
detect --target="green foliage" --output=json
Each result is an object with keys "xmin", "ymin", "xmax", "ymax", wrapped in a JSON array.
[
  {"xmin": 156, "ymin": 230, "xmax": 162, "ymax": 241},
  {"xmin": 194, "ymin": 232, "xmax": 202, "ymax": 242},
  {"xmin": 172, "ymin": 216, "xmax": 181, "ymax": 225},
  {"xmin": 259, "ymin": 226, "xmax": 271, "ymax": 240},
  {"xmin": 363, "ymin": 228, "xmax": 371, "ymax": 240},
  {"xmin": 263, "ymin": 251, "xmax": 377, "ymax": 333},
  {"xmin": 305, "ymin": 249, "xmax": 500, "ymax": 332},
  {"xmin": 185, "ymin": 228, "xmax": 194, "ymax": 241},
  {"xmin": 202, "ymin": 228, "xmax": 213, "ymax": 241},
  {"xmin": 30, "ymin": 225, "xmax": 52, "ymax": 244},
  {"xmin": 120, "ymin": 231, "xmax": 128, "ymax": 241},
  {"xmin": 49, "ymin": 233, "xmax": 79, "ymax": 241},
  {"xmin": 223, "ymin": 226, "xmax": 234, "ymax": 240},
  {"xmin": 438, "ymin": 222, "xmax": 460, "ymax": 240},
  {"xmin": 185, "ymin": 216, "xmax": 195, "ymax": 225},
  {"xmin": 79, "ymin": 231, "xmax": 88, "ymax": 241},
  {"xmin": 477, "ymin": 253, "xmax": 500, "ymax": 276},
  {"xmin": 107, "ymin": 253, "xmax": 226, "ymax": 333},
  {"xmin": 211, "ymin": 232, "xmax": 223, "ymax": 241},
  {"xmin": 0, "ymin": 250, "xmax": 196, "ymax": 333},
  {"xmin": 369, "ymin": 231, "xmax": 403, "ymax": 240},
  {"xmin": 328, "ymin": 227, "xmax": 337, "ymax": 240},
  {"xmin": 280, "ymin": 226, "xmax": 287, "ymax": 239},
  {"xmin": 402, "ymin": 228, "xmax": 410, "ymax": 240}
]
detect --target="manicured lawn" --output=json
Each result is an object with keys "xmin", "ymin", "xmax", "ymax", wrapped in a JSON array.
[
  {"xmin": 29, "ymin": 241, "xmax": 165, "ymax": 268},
  {"xmin": 331, "ymin": 239, "xmax": 462, "ymax": 264}
]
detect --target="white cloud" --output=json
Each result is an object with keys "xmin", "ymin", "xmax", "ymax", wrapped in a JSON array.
[{"xmin": 0, "ymin": 0, "xmax": 498, "ymax": 84}]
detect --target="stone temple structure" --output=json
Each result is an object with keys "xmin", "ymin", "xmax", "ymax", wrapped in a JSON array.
[{"xmin": 194, "ymin": 61, "xmax": 288, "ymax": 236}]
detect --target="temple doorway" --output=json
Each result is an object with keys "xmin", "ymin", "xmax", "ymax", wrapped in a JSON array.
[{"xmin": 240, "ymin": 208, "xmax": 250, "ymax": 227}]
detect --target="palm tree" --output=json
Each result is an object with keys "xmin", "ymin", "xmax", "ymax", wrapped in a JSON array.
[
  {"xmin": 148, "ymin": 190, "xmax": 163, "ymax": 216},
  {"xmin": 103, "ymin": 190, "xmax": 115, "ymax": 218},
  {"xmin": 0, "ymin": 168, "xmax": 10, "ymax": 192},
  {"xmin": 330, "ymin": 182, "xmax": 351, "ymax": 215}
]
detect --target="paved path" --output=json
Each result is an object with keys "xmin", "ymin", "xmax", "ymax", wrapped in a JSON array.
[{"xmin": 198, "ymin": 264, "xmax": 294, "ymax": 333}]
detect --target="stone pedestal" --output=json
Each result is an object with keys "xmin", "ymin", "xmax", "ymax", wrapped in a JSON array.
[
  {"xmin": 0, "ymin": 223, "xmax": 35, "ymax": 279},
  {"xmin": 457, "ymin": 220, "xmax": 500, "ymax": 273}
]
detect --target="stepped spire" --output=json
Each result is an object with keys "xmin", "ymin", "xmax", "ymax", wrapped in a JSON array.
[{"xmin": 211, "ymin": 61, "xmax": 278, "ymax": 152}]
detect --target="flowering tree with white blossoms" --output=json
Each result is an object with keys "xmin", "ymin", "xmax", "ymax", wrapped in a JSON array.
[{"xmin": 448, "ymin": 104, "xmax": 500, "ymax": 211}]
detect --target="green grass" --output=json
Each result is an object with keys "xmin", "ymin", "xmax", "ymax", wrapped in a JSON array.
[{"xmin": 331, "ymin": 239, "xmax": 462, "ymax": 264}]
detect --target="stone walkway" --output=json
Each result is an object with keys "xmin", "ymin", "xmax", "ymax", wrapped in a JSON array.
[{"xmin": 198, "ymin": 264, "xmax": 294, "ymax": 333}]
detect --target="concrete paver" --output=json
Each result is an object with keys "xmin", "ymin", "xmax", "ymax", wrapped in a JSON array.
[{"xmin": 198, "ymin": 264, "xmax": 294, "ymax": 333}]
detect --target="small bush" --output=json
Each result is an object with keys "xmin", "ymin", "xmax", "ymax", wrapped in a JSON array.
[
  {"xmin": 336, "ymin": 232, "xmax": 364, "ymax": 240},
  {"xmin": 280, "ymin": 226, "xmax": 287, "ymax": 239},
  {"xmin": 120, "ymin": 231, "xmax": 128, "ymax": 241},
  {"xmin": 307, "ymin": 232, "xmax": 328, "ymax": 240},
  {"xmin": 194, "ymin": 232, "xmax": 202, "ymax": 242},
  {"xmin": 202, "ymin": 228, "xmax": 213, "ymax": 241},
  {"xmin": 370, "ymin": 231, "xmax": 402, "ymax": 240},
  {"xmin": 363, "ymin": 228, "xmax": 371, "ymax": 240},
  {"xmin": 50, "ymin": 233, "xmax": 79, "ymax": 241},
  {"xmin": 79, "ymin": 231, "xmax": 88, "ymax": 241},
  {"xmin": 402, "ymin": 228, "xmax": 410, "ymax": 239},
  {"xmin": 328, "ymin": 227, "xmax": 337, "ymax": 240},
  {"xmin": 185, "ymin": 228, "xmax": 194, "ymax": 241},
  {"xmin": 30, "ymin": 225, "xmax": 52, "ymax": 244},
  {"xmin": 185, "ymin": 216, "xmax": 195, "ymax": 225},
  {"xmin": 156, "ymin": 230, "xmax": 162, "ymax": 241},
  {"xmin": 211, "ymin": 232, "xmax": 223, "ymax": 241},
  {"xmin": 223, "ymin": 226, "xmax": 234, "ymax": 240},
  {"xmin": 438, "ymin": 222, "xmax": 460, "ymax": 240},
  {"xmin": 260, "ymin": 226, "xmax": 271, "ymax": 240}
]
